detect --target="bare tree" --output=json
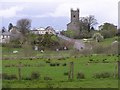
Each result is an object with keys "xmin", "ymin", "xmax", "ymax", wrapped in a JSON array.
[
  {"xmin": 2, "ymin": 27, "xmax": 6, "ymax": 33},
  {"xmin": 16, "ymin": 18, "xmax": 31, "ymax": 36},
  {"xmin": 80, "ymin": 15, "xmax": 98, "ymax": 32}
]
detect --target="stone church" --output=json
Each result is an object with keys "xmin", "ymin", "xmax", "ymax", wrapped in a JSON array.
[{"xmin": 67, "ymin": 8, "xmax": 80, "ymax": 31}]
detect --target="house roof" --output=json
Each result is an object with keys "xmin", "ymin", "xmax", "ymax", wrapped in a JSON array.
[
  {"xmin": 37, "ymin": 27, "xmax": 45, "ymax": 31},
  {"xmin": 1, "ymin": 32, "xmax": 11, "ymax": 36},
  {"xmin": 45, "ymin": 26, "xmax": 54, "ymax": 30}
]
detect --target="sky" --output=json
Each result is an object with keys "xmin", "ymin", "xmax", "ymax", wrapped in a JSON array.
[{"xmin": 0, "ymin": 0, "xmax": 119, "ymax": 31}]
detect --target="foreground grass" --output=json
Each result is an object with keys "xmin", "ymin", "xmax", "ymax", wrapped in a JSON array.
[
  {"xmin": 3, "ymin": 79, "xmax": 118, "ymax": 88},
  {"xmin": 2, "ymin": 54, "xmax": 119, "ymax": 88}
]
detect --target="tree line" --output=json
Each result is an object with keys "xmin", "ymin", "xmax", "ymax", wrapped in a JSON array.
[
  {"xmin": 61, "ymin": 15, "xmax": 118, "ymax": 39},
  {"xmin": 2, "ymin": 18, "xmax": 71, "ymax": 51}
]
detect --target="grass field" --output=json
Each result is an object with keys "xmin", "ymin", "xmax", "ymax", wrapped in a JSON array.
[
  {"xmin": 2, "ymin": 54, "xmax": 119, "ymax": 88},
  {"xmin": 89, "ymin": 36, "xmax": 118, "ymax": 45},
  {"xmin": 2, "ymin": 36, "xmax": 119, "ymax": 88}
]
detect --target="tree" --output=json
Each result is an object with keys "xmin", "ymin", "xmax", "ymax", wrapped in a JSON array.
[
  {"xmin": 80, "ymin": 15, "xmax": 98, "ymax": 32},
  {"xmin": 64, "ymin": 30, "xmax": 76, "ymax": 38},
  {"xmin": 99, "ymin": 23, "xmax": 117, "ymax": 38},
  {"xmin": 8, "ymin": 23, "xmax": 13, "ymax": 31},
  {"xmin": 2, "ymin": 27, "xmax": 6, "ymax": 33},
  {"xmin": 42, "ymin": 32, "xmax": 51, "ymax": 48},
  {"xmin": 92, "ymin": 33, "xmax": 104, "ymax": 42},
  {"xmin": 16, "ymin": 18, "xmax": 31, "ymax": 36}
]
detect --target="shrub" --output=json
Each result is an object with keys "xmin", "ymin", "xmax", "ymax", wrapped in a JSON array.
[
  {"xmin": 102, "ymin": 59, "xmax": 109, "ymax": 63},
  {"xmin": 56, "ymin": 63, "xmax": 60, "ymax": 66},
  {"xmin": 100, "ymin": 29, "xmax": 116, "ymax": 38},
  {"xmin": 50, "ymin": 63, "xmax": 56, "ymax": 66},
  {"xmin": 46, "ymin": 61, "xmax": 51, "ymax": 63},
  {"xmin": 64, "ymin": 72, "xmax": 68, "ymax": 76},
  {"xmin": 92, "ymin": 33, "xmax": 104, "ymax": 42},
  {"xmin": 2, "ymin": 84, "xmax": 11, "ymax": 88},
  {"xmin": 31, "ymin": 72, "xmax": 40, "ymax": 80},
  {"xmin": 9, "ymin": 74, "xmax": 17, "ymax": 80},
  {"xmin": 93, "ymin": 72, "xmax": 112, "ymax": 79},
  {"xmin": 89, "ymin": 59, "xmax": 93, "ymax": 62},
  {"xmin": 2, "ymin": 73, "xmax": 8, "ymax": 80},
  {"xmin": 62, "ymin": 63, "xmax": 67, "ymax": 66},
  {"xmin": 44, "ymin": 76, "xmax": 52, "ymax": 80},
  {"xmin": 23, "ymin": 77, "xmax": 31, "ymax": 80},
  {"xmin": 4, "ymin": 64, "xmax": 11, "ymax": 67},
  {"xmin": 77, "ymin": 72, "xmax": 85, "ymax": 79},
  {"xmin": 49, "ymin": 63, "xmax": 60, "ymax": 66},
  {"xmin": 57, "ymin": 57, "xmax": 66, "ymax": 60},
  {"xmin": 2, "ymin": 73, "xmax": 17, "ymax": 80}
]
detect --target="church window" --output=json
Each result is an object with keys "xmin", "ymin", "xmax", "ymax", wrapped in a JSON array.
[{"xmin": 73, "ymin": 15, "xmax": 75, "ymax": 17}]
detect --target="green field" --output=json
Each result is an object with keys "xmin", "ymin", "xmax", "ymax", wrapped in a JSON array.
[
  {"xmin": 2, "ymin": 54, "xmax": 119, "ymax": 88},
  {"xmin": 2, "ymin": 37, "xmax": 119, "ymax": 88}
]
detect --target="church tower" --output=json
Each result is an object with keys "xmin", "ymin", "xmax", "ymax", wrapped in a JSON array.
[
  {"xmin": 67, "ymin": 8, "xmax": 80, "ymax": 31},
  {"xmin": 71, "ymin": 9, "xmax": 79, "ymax": 22}
]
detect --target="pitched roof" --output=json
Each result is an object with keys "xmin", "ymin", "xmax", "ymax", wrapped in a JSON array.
[{"xmin": 1, "ymin": 32, "xmax": 11, "ymax": 36}]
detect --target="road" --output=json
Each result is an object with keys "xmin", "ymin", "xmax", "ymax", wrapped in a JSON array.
[{"xmin": 57, "ymin": 34, "xmax": 85, "ymax": 50}]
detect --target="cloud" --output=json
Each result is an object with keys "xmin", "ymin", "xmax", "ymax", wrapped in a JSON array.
[
  {"xmin": 49, "ymin": 3, "xmax": 76, "ymax": 17},
  {"xmin": 0, "ymin": 0, "xmax": 74, "ymax": 3},
  {"xmin": 0, "ymin": 0, "xmax": 119, "ymax": 30},
  {"xmin": 0, "ymin": 6, "xmax": 24, "ymax": 18},
  {"xmin": 45, "ymin": 0, "xmax": 118, "ymax": 26}
]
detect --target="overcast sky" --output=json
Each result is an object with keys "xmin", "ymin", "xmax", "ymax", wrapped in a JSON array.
[{"xmin": 0, "ymin": 0, "xmax": 119, "ymax": 31}]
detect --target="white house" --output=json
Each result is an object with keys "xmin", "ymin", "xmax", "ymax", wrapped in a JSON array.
[
  {"xmin": 31, "ymin": 26, "xmax": 56, "ymax": 35},
  {"xmin": 0, "ymin": 32, "xmax": 11, "ymax": 43},
  {"xmin": 45, "ymin": 26, "xmax": 56, "ymax": 35},
  {"xmin": 31, "ymin": 27, "xmax": 46, "ymax": 35},
  {"xmin": 0, "ymin": 26, "xmax": 22, "ymax": 43}
]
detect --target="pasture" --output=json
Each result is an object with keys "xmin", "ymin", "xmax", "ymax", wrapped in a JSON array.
[
  {"xmin": 1, "ymin": 36, "xmax": 119, "ymax": 88},
  {"xmin": 2, "ymin": 54, "xmax": 119, "ymax": 88}
]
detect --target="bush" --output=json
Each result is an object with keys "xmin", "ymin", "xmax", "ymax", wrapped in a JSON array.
[
  {"xmin": 62, "ymin": 63, "xmax": 67, "ymax": 66},
  {"xmin": 93, "ymin": 72, "xmax": 112, "ymax": 79},
  {"xmin": 22, "ymin": 76, "xmax": 31, "ymax": 80},
  {"xmin": 57, "ymin": 57, "xmax": 66, "ymax": 60},
  {"xmin": 44, "ymin": 76, "xmax": 52, "ymax": 80},
  {"xmin": 46, "ymin": 61, "xmax": 51, "ymax": 63},
  {"xmin": 63, "ymin": 30, "xmax": 77, "ymax": 38},
  {"xmin": 56, "ymin": 63, "xmax": 60, "ymax": 66},
  {"xmin": 4, "ymin": 64, "xmax": 11, "ymax": 67},
  {"xmin": 77, "ymin": 72, "xmax": 85, "ymax": 79},
  {"xmin": 89, "ymin": 59, "xmax": 93, "ymax": 62},
  {"xmin": 100, "ymin": 30, "xmax": 116, "ymax": 38},
  {"xmin": 64, "ymin": 72, "xmax": 68, "ymax": 76},
  {"xmin": 31, "ymin": 72, "xmax": 40, "ymax": 80},
  {"xmin": 49, "ymin": 63, "xmax": 60, "ymax": 66},
  {"xmin": 2, "ymin": 84, "xmax": 11, "ymax": 88},
  {"xmin": 50, "ymin": 63, "xmax": 56, "ymax": 66},
  {"xmin": 2, "ymin": 73, "xmax": 17, "ymax": 80},
  {"xmin": 102, "ymin": 59, "xmax": 109, "ymax": 63},
  {"xmin": 92, "ymin": 33, "xmax": 104, "ymax": 42}
]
